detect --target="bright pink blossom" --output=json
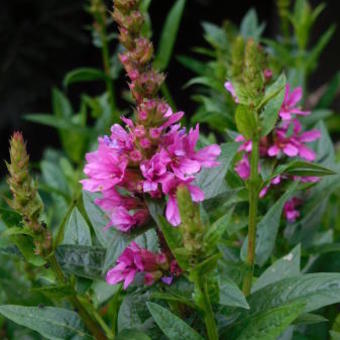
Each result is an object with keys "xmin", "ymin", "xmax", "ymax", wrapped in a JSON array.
[
  {"xmin": 268, "ymin": 125, "xmax": 321, "ymax": 161},
  {"xmin": 106, "ymin": 242, "xmax": 172, "ymax": 289},
  {"xmin": 279, "ymin": 84, "xmax": 310, "ymax": 121}
]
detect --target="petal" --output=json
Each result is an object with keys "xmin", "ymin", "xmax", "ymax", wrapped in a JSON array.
[
  {"xmin": 106, "ymin": 268, "xmax": 124, "ymax": 285},
  {"xmin": 188, "ymin": 185, "xmax": 205, "ymax": 202},
  {"xmin": 288, "ymin": 87, "xmax": 302, "ymax": 107},
  {"xmin": 123, "ymin": 269, "xmax": 137, "ymax": 289},
  {"xmin": 283, "ymin": 144, "xmax": 299, "ymax": 157},
  {"xmin": 298, "ymin": 145, "xmax": 316, "ymax": 161},
  {"xmin": 268, "ymin": 145, "xmax": 280, "ymax": 157},
  {"xmin": 166, "ymin": 196, "xmax": 181, "ymax": 226},
  {"xmin": 299, "ymin": 129, "xmax": 321, "ymax": 142}
]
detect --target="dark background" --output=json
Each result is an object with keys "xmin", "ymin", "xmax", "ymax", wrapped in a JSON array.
[{"xmin": 0, "ymin": 0, "xmax": 339, "ymax": 172}]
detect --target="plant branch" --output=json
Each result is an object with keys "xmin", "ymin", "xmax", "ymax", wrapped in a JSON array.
[
  {"xmin": 48, "ymin": 255, "xmax": 110, "ymax": 340},
  {"xmin": 198, "ymin": 277, "xmax": 219, "ymax": 340},
  {"xmin": 242, "ymin": 137, "xmax": 259, "ymax": 296}
]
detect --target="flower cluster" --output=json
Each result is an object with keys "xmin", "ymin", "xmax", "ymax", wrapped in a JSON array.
[
  {"xmin": 225, "ymin": 81, "xmax": 321, "ymax": 220},
  {"xmin": 81, "ymin": 1, "xmax": 220, "ymax": 232},
  {"xmin": 106, "ymin": 242, "xmax": 180, "ymax": 289}
]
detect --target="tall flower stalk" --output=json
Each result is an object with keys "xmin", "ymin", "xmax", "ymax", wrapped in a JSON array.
[{"xmin": 6, "ymin": 132, "xmax": 109, "ymax": 340}]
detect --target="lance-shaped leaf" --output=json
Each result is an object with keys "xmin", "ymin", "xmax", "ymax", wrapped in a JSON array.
[
  {"xmin": 63, "ymin": 67, "xmax": 107, "ymax": 87},
  {"xmin": 260, "ymin": 74, "xmax": 286, "ymax": 136},
  {"xmin": 252, "ymin": 244, "xmax": 301, "ymax": 292},
  {"xmin": 154, "ymin": 0, "xmax": 186, "ymax": 71},
  {"xmin": 235, "ymin": 105, "xmax": 257, "ymax": 140},
  {"xmin": 219, "ymin": 276, "xmax": 249, "ymax": 309},
  {"xmin": 196, "ymin": 142, "xmax": 239, "ymax": 200},
  {"xmin": 62, "ymin": 207, "xmax": 92, "ymax": 246},
  {"xmin": 229, "ymin": 301, "xmax": 305, "ymax": 340},
  {"xmin": 56, "ymin": 244, "xmax": 105, "ymax": 280},
  {"xmin": 83, "ymin": 191, "xmax": 116, "ymax": 248},
  {"xmin": 0, "ymin": 305, "xmax": 91, "ymax": 340},
  {"xmin": 147, "ymin": 302, "xmax": 204, "ymax": 340}
]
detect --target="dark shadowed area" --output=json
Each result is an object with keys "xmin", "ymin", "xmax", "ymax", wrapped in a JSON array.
[{"xmin": 0, "ymin": 0, "xmax": 339, "ymax": 171}]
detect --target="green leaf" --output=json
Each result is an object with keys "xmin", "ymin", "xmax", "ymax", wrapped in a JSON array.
[
  {"xmin": 102, "ymin": 232, "xmax": 130, "ymax": 273},
  {"xmin": 62, "ymin": 208, "xmax": 92, "ymax": 246},
  {"xmin": 202, "ymin": 22, "xmax": 229, "ymax": 49},
  {"xmin": 184, "ymin": 76, "xmax": 225, "ymax": 92},
  {"xmin": 0, "ymin": 305, "xmax": 90, "ymax": 340},
  {"xmin": 151, "ymin": 291, "xmax": 196, "ymax": 309},
  {"xmin": 83, "ymin": 191, "xmax": 116, "ymax": 248},
  {"xmin": 154, "ymin": 0, "xmax": 186, "ymax": 71},
  {"xmin": 24, "ymin": 114, "xmax": 91, "ymax": 134},
  {"xmin": 41, "ymin": 160, "xmax": 70, "ymax": 197},
  {"xmin": 116, "ymin": 329, "xmax": 151, "ymax": 340},
  {"xmin": 230, "ymin": 301, "xmax": 305, "ymax": 340},
  {"xmin": 52, "ymin": 88, "xmax": 72, "ymax": 118},
  {"xmin": 252, "ymin": 245, "xmax": 300, "ymax": 293},
  {"xmin": 273, "ymin": 160, "xmax": 336, "ymax": 178},
  {"xmin": 240, "ymin": 8, "xmax": 265, "ymax": 41},
  {"xmin": 307, "ymin": 25, "xmax": 335, "ymax": 72},
  {"xmin": 31, "ymin": 285, "xmax": 74, "ymax": 300},
  {"xmin": 219, "ymin": 276, "xmax": 249, "ymax": 309},
  {"xmin": 259, "ymin": 74, "xmax": 286, "ymax": 108},
  {"xmin": 147, "ymin": 302, "xmax": 204, "ymax": 340},
  {"xmin": 196, "ymin": 142, "xmax": 239, "ymax": 200},
  {"xmin": 176, "ymin": 55, "xmax": 206, "ymax": 75},
  {"xmin": 260, "ymin": 76, "xmax": 286, "ymax": 136},
  {"xmin": 235, "ymin": 105, "xmax": 257, "ymax": 139},
  {"xmin": 0, "ymin": 209, "xmax": 45, "ymax": 266},
  {"xmin": 241, "ymin": 182, "xmax": 298, "ymax": 266},
  {"xmin": 56, "ymin": 244, "xmax": 105, "ymax": 280},
  {"xmin": 245, "ymin": 273, "xmax": 340, "ymax": 322},
  {"xmin": 294, "ymin": 313, "xmax": 327, "ymax": 326},
  {"xmin": 63, "ymin": 67, "xmax": 107, "ymax": 87},
  {"xmin": 204, "ymin": 209, "xmax": 233, "ymax": 249}
]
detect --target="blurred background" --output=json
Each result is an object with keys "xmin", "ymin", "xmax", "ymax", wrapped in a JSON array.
[{"xmin": 0, "ymin": 0, "xmax": 339, "ymax": 169}]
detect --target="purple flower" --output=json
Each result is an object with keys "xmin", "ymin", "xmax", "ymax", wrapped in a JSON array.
[
  {"xmin": 80, "ymin": 141, "xmax": 128, "ymax": 192},
  {"xmin": 106, "ymin": 242, "xmax": 171, "ymax": 289},
  {"xmin": 268, "ymin": 124, "xmax": 321, "ymax": 161},
  {"xmin": 235, "ymin": 154, "xmax": 250, "ymax": 180},
  {"xmin": 283, "ymin": 197, "xmax": 302, "ymax": 222},
  {"xmin": 106, "ymin": 242, "xmax": 144, "ymax": 289},
  {"xmin": 279, "ymin": 84, "xmax": 310, "ymax": 121}
]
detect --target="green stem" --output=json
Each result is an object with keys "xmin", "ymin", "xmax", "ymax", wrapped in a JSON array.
[
  {"xmin": 48, "ymin": 255, "xmax": 108, "ymax": 340},
  {"xmin": 110, "ymin": 285, "xmax": 122, "ymax": 336},
  {"xmin": 242, "ymin": 137, "xmax": 259, "ymax": 296},
  {"xmin": 198, "ymin": 278, "xmax": 219, "ymax": 340}
]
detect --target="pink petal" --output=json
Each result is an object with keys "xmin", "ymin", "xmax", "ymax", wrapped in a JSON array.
[
  {"xmin": 288, "ymin": 87, "xmax": 302, "ymax": 107},
  {"xmin": 188, "ymin": 185, "xmax": 204, "ymax": 202},
  {"xmin": 123, "ymin": 269, "xmax": 137, "ymax": 289},
  {"xmin": 166, "ymin": 196, "xmax": 181, "ymax": 226},
  {"xmin": 268, "ymin": 145, "xmax": 280, "ymax": 157},
  {"xmin": 298, "ymin": 145, "xmax": 316, "ymax": 161},
  {"xmin": 299, "ymin": 129, "xmax": 321, "ymax": 142},
  {"xmin": 283, "ymin": 144, "xmax": 299, "ymax": 157}
]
